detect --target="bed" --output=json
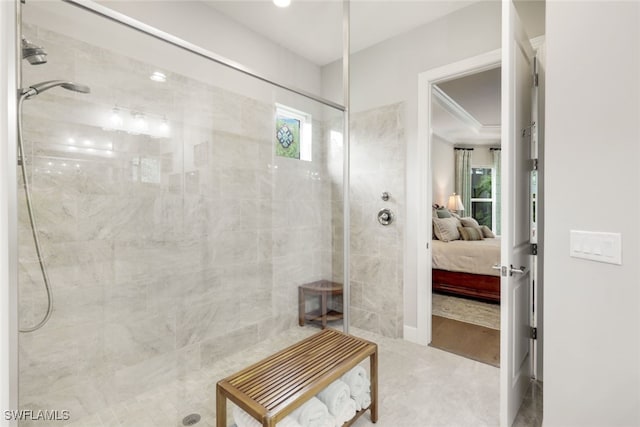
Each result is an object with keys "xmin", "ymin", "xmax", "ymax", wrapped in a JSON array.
[{"xmin": 431, "ymin": 237, "xmax": 501, "ymax": 303}]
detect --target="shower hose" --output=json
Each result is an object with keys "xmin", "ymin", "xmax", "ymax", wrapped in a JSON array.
[{"xmin": 17, "ymin": 94, "xmax": 54, "ymax": 333}]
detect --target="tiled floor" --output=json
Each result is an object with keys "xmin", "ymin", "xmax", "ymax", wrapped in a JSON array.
[
  {"xmin": 62, "ymin": 324, "xmax": 541, "ymax": 427},
  {"xmin": 220, "ymin": 325, "xmax": 541, "ymax": 427}
]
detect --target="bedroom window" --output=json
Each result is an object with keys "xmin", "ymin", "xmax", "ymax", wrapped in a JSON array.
[{"xmin": 470, "ymin": 167, "xmax": 495, "ymax": 230}]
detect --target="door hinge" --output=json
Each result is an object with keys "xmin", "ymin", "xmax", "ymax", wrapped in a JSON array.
[
  {"xmin": 531, "ymin": 243, "xmax": 538, "ymax": 255},
  {"xmin": 522, "ymin": 122, "xmax": 536, "ymax": 138},
  {"xmin": 531, "ymin": 158, "xmax": 538, "ymax": 171},
  {"xmin": 530, "ymin": 327, "xmax": 538, "ymax": 340},
  {"xmin": 534, "ymin": 73, "xmax": 539, "ymax": 87},
  {"xmin": 533, "ymin": 57, "xmax": 539, "ymax": 87}
]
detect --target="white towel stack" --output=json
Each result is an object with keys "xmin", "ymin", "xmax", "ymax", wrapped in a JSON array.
[
  {"xmin": 341, "ymin": 365, "xmax": 372, "ymax": 411},
  {"xmin": 315, "ymin": 379, "xmax": 356, "ymax": 427},
  {"xmin": 232, "ymin": 366, "xmax": 371, "ymax": 427},
  {"xmin": 290, "ymin": 397, "xmax": 335, "ymax": 427},
  {"xmin": 233, "ymin": 405, "xmax": 302, "ymax": 427}
]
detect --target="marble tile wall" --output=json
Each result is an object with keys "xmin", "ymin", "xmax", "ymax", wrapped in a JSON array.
[
  {"xmin": 347, "ymin": 103, "xmax": 405, "ymax": 338},
  {"xmin": 17, "ymin": 24, "xmax": 340, "ymax": 426}
]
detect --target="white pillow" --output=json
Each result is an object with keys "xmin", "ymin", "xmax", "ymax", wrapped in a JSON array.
[
  {"xmin": 481, "ymin": 225, "xmax": 496, "ymax": 238},
  {"xmin": 460, "ymin": 217, "xmax": 480, "ymax": 228},
  {"xmin": 432, "ymin": 217, "xmax": 461, "ymax": 242}
]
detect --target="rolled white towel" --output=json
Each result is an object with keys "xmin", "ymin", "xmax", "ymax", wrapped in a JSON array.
[
  {"xmin": 233, "ymin": 405, "xmax": 302, "ymax": 427},
  {"xmin": 352, "ymin": 379, "xmax": 371, "ymax": 410},
  {"xmin": 355, "ymin": 392, "xmax": 371, "ymax": 411},
  {"xmin": 321, "ymin": 414, "xmax": 336, "ymax": 427},
  {"xmin": 291, "ymin": 396, "xmax": 331, "ymax": 427},
  {"xmin": 341, "ymin": 366, "xmax": 369, "ymax": 398},
  {"xmin": 280, "ymin": 416, "xmax": 305, "ymax": 427},
  {"xmin": 333, "ymin": 398, "xmax": 356, "ymax": 427},
  {"xmin": 316, "ymin": 379, "xmax": 351, "ymax": 418}
]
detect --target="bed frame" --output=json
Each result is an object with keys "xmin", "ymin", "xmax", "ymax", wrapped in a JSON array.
[{"xmin": 432, "ymin": 269, "xmax": 500, "ymax": 303}]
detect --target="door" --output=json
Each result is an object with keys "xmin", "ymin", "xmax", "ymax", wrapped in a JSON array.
[{"xmin": 500, "ymin": 1, "xmax": 534, "ymax": 426}]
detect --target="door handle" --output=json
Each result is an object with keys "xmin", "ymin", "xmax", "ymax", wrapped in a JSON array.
[
  {"xmin": 509, "ymin": 265, "xmax": 528, "ymax": 276},
  {"xmin": 491, "ymin": 264, "xmax": 501, "ymax": 270}
]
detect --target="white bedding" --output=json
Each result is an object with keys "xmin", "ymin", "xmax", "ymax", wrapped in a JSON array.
[{"xmin": 432, "ymin": 237, "xmax": 501, "ymax": 276}]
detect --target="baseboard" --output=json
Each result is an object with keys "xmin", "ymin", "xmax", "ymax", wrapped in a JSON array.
[{"xmin": 403, "ymin": 325, "xmax": 419, "ymax": 344}]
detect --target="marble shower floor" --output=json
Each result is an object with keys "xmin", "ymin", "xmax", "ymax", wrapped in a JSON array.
[{"xmin": 62, "ymin": 325, "xmax": 542, "ymax": 427}]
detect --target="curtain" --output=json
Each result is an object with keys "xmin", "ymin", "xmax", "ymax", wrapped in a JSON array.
[
  {"xmin": 454, "ymin": 148, "xmax": 472, "ymax": 218},
  {"xmin": 492, "ymin": 148, "xmax": 502, "ymax": 235}
]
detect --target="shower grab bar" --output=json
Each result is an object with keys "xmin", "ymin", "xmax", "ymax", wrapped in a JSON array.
[{"xmin": 61, "ymin": 0, "xmax": 346, "ymax": 112}]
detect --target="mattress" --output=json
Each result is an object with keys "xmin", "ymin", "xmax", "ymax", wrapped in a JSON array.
[{"xmin": 432, "ymin": 237, "xmax": 501, "ymax": 277}]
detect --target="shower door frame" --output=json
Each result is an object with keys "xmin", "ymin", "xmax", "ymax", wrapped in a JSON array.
[{"xmin": 0, "ymin": 0, "xmax": 19, "ymax": 425}]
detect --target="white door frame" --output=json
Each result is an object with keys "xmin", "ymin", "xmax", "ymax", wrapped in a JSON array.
[
  {"xmin": 413, "ymin": 36, "xmax": 543, "ymax": 346},
  {"xmin": 415, "ymin": 49, "xmax": 501, "ymax": 345}
]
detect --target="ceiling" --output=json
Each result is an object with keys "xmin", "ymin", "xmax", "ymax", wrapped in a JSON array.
[
  {"xmin": 432, "ymin": 67, "xmax": 502, "ymax": 145},
  {"xmin": 202, "ymin": 0, "xmax": 477, "ymax": 66},
  {"xmin": 201, "ymin": 0, "xmax": 503, "ymax": 145}
]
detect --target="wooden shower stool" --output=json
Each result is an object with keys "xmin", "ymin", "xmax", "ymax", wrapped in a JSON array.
[
  {"xmin": 298, "ymin": 280, "xmax": 344, "ymax": 329},
  {"xmin": 216, "ymin": 329, "xmax": 378, "ymax": 427}
]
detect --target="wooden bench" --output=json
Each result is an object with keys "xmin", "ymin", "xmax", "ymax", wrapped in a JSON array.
[{"xmin": 216, "ymin": 329, "xmax": 378, "ymax": 427}]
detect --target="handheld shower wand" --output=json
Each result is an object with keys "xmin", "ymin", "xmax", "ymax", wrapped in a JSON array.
[
  {"xmin": 17, "ymin": 80, "xmax": 90, "ymax": 333},
  {"xmin": 20, "ymin": 80, "xmax": 91, "ymax": 99}
]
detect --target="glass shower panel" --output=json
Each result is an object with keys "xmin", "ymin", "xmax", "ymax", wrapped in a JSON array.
[{"xmin": 18, "ymin": 2, "xmax": 344, "ymax": 426}]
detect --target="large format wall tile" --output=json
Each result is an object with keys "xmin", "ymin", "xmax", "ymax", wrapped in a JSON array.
[
  {"xmin": 348, "ymin": 103, "xmax": 405, "ymax": 338},
  {"xmin": 17, "ymin": 22, "xmax": 339, "ymax": 425}
]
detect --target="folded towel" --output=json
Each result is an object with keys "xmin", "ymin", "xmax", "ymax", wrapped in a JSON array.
[
  {"xmin": 291, "ymin": 396, "xmax": 331, "ymax": 427},
  {"xmin": 233, "ymin": 405, "xmax": 302, "ymax": 427},
  {"xmin": 316, "ymin": 379, "xmax": 351, "ymax": 418},
  {"xmin": 341, "ymin": 366, "xmax": 369, "ymax": 398},
  {"xmin": 333, "ymin": 398, "xmax": 356, "ymax": 427},
  {"xmin": 355, "ymin": 392, "xmax": 371, "ymax": 411}
]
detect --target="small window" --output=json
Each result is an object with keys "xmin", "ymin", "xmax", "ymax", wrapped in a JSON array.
[
  {"xmin": 470, "ymin": 167, "xmax": 494, "ymax": 230},
  {"xmin": 275, "ymin": 104, "xmax": 312, "ymax": 161}
]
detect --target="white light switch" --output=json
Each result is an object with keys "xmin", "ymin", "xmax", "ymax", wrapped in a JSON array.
[{"xmin": 570, "ymin": 230, "xmax": 622, "ymax": 265}]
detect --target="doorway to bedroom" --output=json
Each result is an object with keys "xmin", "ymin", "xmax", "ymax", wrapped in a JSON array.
[{"xmin": 428, "ymin": 65, "xmax": 502, "ymax": 367}]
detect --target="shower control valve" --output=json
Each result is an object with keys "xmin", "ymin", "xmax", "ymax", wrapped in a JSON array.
[{"xmin": 377, "ymin": 208, "xmax": 394, "ymax": 226}]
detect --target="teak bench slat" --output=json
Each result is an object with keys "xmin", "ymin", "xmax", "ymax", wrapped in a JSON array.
[{"xmin": 216, "ymin": 329, "xmax": 378, "ymax": 427}]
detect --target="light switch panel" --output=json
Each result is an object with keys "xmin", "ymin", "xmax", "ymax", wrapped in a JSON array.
[{"xmin": 570, "ymin": 230, "xmax": 622, "ymax": 265}]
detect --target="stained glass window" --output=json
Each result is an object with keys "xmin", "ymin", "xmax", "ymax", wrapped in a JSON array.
[
  {"xmin": 276, "ymin": 116, "xmax": 301, "ymax": 159},
  {"xmin": 275, "ymin": 104, "xmax": 311, "ymax": 161}
]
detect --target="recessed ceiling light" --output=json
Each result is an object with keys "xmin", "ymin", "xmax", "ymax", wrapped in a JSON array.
[
  {"xmin": 273, "ymin": 0, "xmax": 291, "ymax": 8},
  {"xmin": 150, "ymin": 71, "xmax": 167, "ymax": 82}
]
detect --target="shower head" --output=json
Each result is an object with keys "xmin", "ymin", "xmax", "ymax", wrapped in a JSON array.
[
  {"xmin": 20, "ymin": 80, "xmax": 91, "ymax": 100},
  {"xmin": 21, "ymin": 37, "xmax": 47, "ymax": 65}
]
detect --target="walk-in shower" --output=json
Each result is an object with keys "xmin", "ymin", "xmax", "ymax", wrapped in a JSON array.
[
  {"xmin": 13, "ymin": 1, "xmax": 347, "ymax": 425},
  {"xmin": 17, "ymin": 79, "xmax": 90, "ymax": 333}
]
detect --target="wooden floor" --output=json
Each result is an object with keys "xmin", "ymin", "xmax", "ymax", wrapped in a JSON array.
[{"xmin": 430, "ymin": 315, "xmax": 500, "ymax": 367}]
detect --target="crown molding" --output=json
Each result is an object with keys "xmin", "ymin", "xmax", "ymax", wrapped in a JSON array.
[
  {"xmin": 432, "ymin": 84, "xmax": 501, "ymax": 140},
  {"xmin": 531, "ymin": 35, "xmax": 545, "ymax": 51},
  {"xmin": 431, "ymin": 129, "xmax": 501, "ymax": 146}
]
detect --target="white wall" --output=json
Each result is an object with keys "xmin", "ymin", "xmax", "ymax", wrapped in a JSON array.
[
  {"xmin": 99, "ymin": 1, "xmax": 324, "ymax": 97},
  {"xmin": 324, "ymin": 1, "xmax": 503, "ymax": 327},
  {"xmin": 471, "ymin": 146, "xmax": 495, "ymax": 167},
  {"xmin": 24, "ymin": 1, "xmax": 324, "ymax": 103},
  {"xmin": 431, "ymin": 135, "xmax": 454, "ymax": 207},
  {"xmin": 544, "ymin": 1, "xmax": 640, "ymax": 425}
]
